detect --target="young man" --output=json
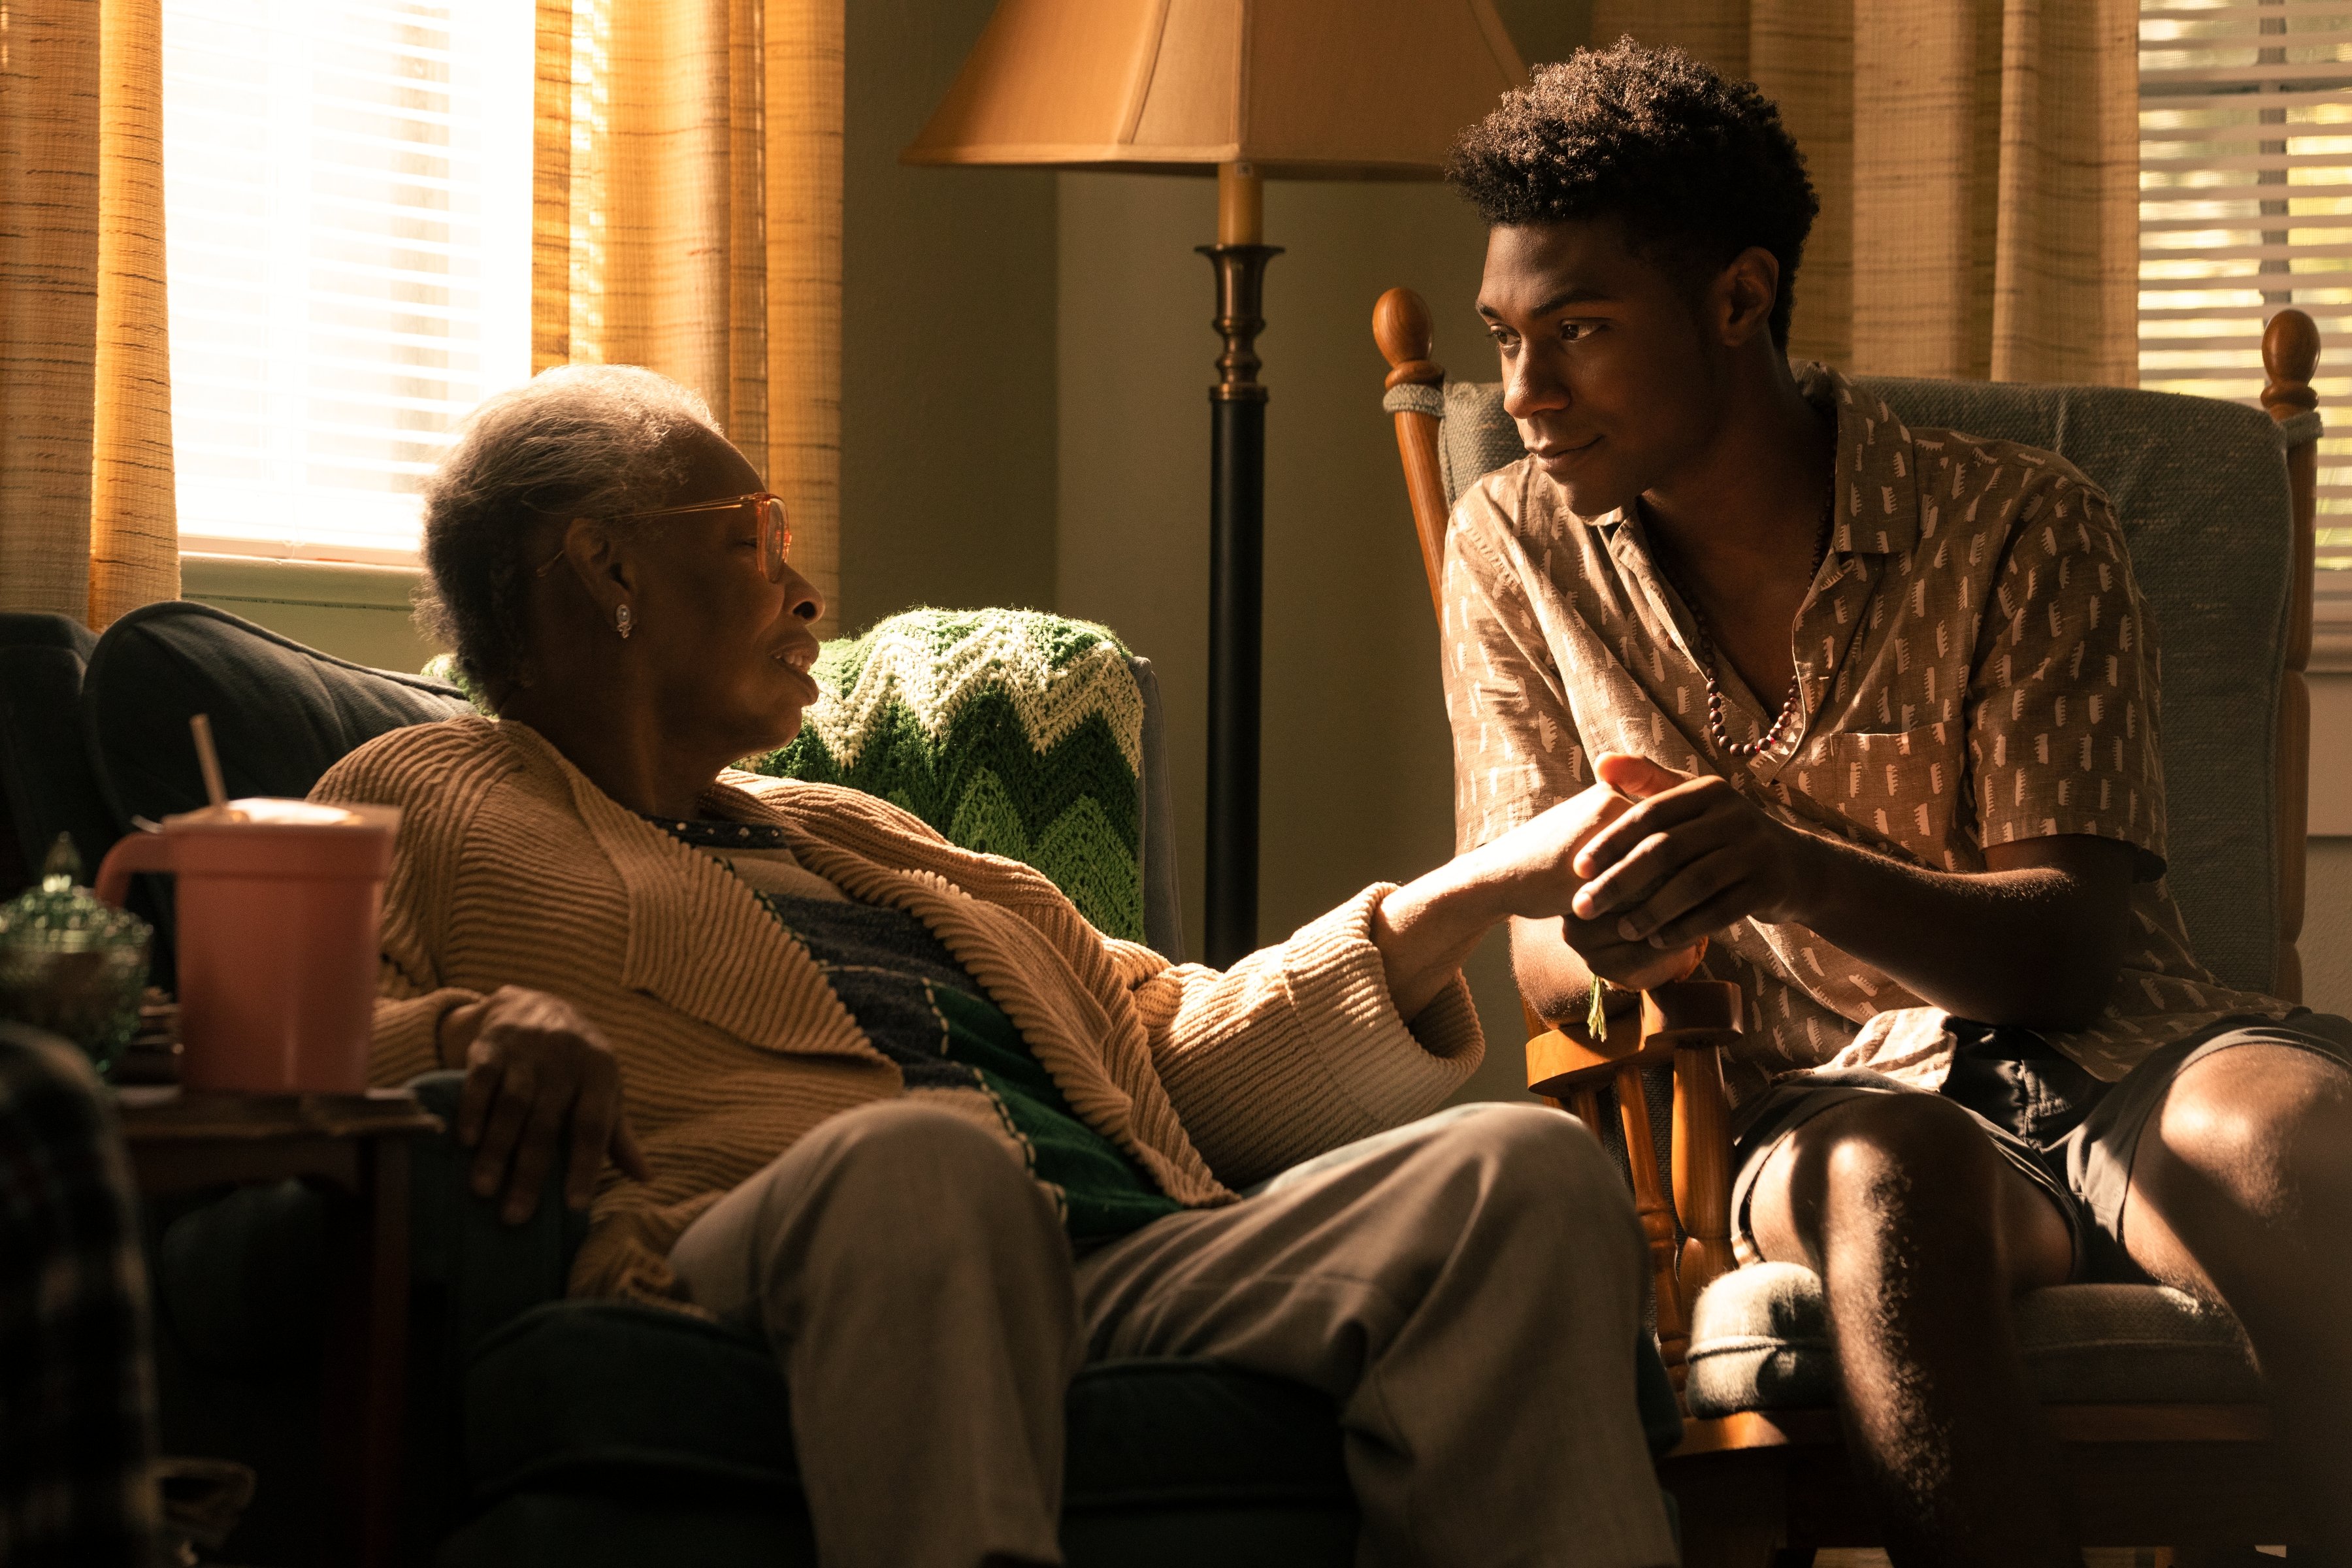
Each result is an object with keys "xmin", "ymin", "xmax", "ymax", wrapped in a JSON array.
[{"xmin": 1439, "ymin": 41, "xmax": 2352, "ymax": 1568}]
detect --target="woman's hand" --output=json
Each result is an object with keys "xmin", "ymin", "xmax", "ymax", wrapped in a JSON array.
[
  {"xmin": 1375, "ymin": 778, "xmax": 1699, "ymax": 1020},
  {"xmin": 1468, "ymin": 779, "xmax": 1637, "ymax": 919},
  {"xmin": 1473, "ymin": 779, "xmax": 1710, "ymax": 991},
  {"xmin": 441, "ymin": 985, "xmax": 652, "ymax": 1224},
  {"xmin": 1567, "ymin": 753, "xmax": 1820, "ymax": 951}
]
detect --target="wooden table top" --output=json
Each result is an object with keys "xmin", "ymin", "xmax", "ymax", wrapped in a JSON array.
[{"xmin": 113, "ymin": 1085, "xmax": 442, "ymax": 1143}]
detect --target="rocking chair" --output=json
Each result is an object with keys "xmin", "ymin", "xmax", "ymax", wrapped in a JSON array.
[{"xmin": 1373, "ymin": 284, "xmax": 2324, "ymax": 1565}]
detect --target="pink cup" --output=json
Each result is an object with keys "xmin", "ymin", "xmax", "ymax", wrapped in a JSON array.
[{"xmin": 96, "ymin": 799, "xmax": 400, "ymax": 1094}]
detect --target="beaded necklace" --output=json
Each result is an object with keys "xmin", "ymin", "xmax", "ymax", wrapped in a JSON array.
[
  {"xmin": 648, "ymin": 815, "xmax": 794, "ymax": 850},
  {"xmin": 1643, "ymin": 481, "xmax": 1836, "ymax": 764}
]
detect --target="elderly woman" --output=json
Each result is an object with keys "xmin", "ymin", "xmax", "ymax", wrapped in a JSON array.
[{"xmin": 314, "ymin": 365, "xmax": 1674, "ymax": 1568}]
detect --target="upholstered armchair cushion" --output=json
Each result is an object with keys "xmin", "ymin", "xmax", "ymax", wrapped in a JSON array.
[
  {"xmin": 84, "ymin": 600, "xmax": 472, "ymax": 826},
  {"xmin": 459, "ymin": 1300, "xmax": 1354, "ymax": 1512},
  {"xmin": 442, "ymin": 1300, "xmax": 1358, "ymax": 1568},
  {"xmin": 1383, "ymin": 380, "xmax": 1527, "ymax": 523},
  {"xmin": 1684, "ymin": 1262, "xmax": 2262, "ymax": 1417},
  {"xmin": 0, "ymin": 613, "xmax": 114, "ymax": 881}
]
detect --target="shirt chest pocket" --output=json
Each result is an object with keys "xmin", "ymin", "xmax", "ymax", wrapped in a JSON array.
[{"xmin": 1790, "ymin": 721, "xmax": 1972, "ymax": 868}]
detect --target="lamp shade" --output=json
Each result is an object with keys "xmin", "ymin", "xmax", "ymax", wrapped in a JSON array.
[{"xmin": 904, "ymin": 0, "xmax": 1527, "ymax": 179}]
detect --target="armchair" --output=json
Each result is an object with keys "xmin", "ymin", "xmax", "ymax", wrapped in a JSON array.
[
  {"xmin": 3, "ymin": 601, "xmax": 1418, "ymax": 1565},
  {"xmin": 1374, "ymin": 284, "xmax": 2325, "ymax": 1563}
]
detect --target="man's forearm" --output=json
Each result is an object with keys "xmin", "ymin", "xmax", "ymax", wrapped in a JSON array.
[
  {"xmin": 1528, "ymin": 841, "xmax": 2122, "ymax": 1030},
  {"xmin": 1784, "ymin": 832, "xmax": 2131, "ymax": 1029},
  {"xmin": 1558, "ymin": 756, "xmax": 2138, "ymax": 1031},
  {"xmin": 1509, "ymin": 915, "xmax": 1601, "ymax": 1025}
]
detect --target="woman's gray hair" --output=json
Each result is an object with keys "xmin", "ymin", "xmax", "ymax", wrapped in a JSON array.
[{"xmin": 414, "ymin": 364, "xmax": 723, "ymax": 698}]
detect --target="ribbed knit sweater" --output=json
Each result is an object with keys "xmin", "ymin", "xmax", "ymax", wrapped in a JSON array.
[{"xmin": 311, "ymin": 717, "xmax": 1484, "ymax": 1301}]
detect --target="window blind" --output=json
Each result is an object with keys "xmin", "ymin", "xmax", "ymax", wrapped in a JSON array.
[
  {"xmin": 161, "ymin": 0, "xmax": 532, "ymax": 564},
  {"xmin": 2140, "ymin": 0, "xmax": 2352, "ymax": 633}
]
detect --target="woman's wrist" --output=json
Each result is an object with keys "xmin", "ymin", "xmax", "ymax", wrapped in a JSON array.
[
  {"xmin": 1373, "ymin": 860, "xmax": 1510, "ymax": 1022},
  {"xmin": 1386, "ymin": 850, "xmax": 1517, "ymax": 944}
]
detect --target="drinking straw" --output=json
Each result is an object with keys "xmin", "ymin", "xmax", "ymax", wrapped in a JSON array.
[{"xmin": 189, "ymin": 714, "xmax": 229, "ymax": 809}]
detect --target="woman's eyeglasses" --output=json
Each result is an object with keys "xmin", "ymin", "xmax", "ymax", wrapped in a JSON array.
[{"xmin": 534, "ymin": 493, "xmax": 792, "ymax": 582}]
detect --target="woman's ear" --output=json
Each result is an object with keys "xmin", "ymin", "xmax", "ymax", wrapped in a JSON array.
[{"xmin": 557, "ymin": 516, "xmax": 636, "ymax": 620}]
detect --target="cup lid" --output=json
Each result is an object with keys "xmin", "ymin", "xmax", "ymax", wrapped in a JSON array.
[{"xmin": 164, "ymin": 798, "xmax": 400, "ymax": 832}]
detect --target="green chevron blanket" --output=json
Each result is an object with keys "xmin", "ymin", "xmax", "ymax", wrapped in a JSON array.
[
  {"xmin": 738, "ymin": 608, "xmax": 1147, "ymax": 942},
  {"xmin": 425, "ymin": 608, "xmax": 1147, "ymax": 940}
]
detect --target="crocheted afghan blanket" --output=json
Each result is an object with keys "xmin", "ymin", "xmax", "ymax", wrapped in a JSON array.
[
  {"xmin": 738, "ymin": 608, "xmax": 1147, "ymax": 943},
  {"xmin": 425, "ymin": 609, "xmax": 1147, "ymax": 939}
]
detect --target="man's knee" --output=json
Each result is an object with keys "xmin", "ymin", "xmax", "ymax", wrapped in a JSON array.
[
  {"xmin": 1791, "ymin": 1092, "xmax": 2008, "ymax": 1228},
  {"xmin": 1754, "ymin": 1090, "xmax": 2074, "ymax": 1292},
  {"xmin": 2151, "ymin": 1045, "xmax": 2352, "ymax": 1224}
]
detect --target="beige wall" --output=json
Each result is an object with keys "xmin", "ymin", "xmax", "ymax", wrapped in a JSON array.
[
  {"xmin": 1504, "ymin": 0, "xmax": 1600, "ymax": 67},
  {"xmin": 836, "ymin": 0, "xmax": 1059, "ymax": 630},
  {"xmin": 2308, "ymin": 841, "xmax": 2352, "ymax": 1019}
]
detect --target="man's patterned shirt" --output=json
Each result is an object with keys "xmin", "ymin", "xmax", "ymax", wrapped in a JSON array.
[{"xmin": 1440, "ymin": 363, "xmax": 2293, "ymax": 1105}]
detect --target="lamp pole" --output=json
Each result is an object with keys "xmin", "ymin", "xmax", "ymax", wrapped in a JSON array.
[{"xmin": 1199, "ymin": 163, "xmax": 1281, "ymax": 968}]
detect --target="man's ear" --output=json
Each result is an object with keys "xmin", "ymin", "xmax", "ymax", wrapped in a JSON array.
[{"xmin": 1711, "ymin": 246, "xmax": 1782, "ymax": 350}]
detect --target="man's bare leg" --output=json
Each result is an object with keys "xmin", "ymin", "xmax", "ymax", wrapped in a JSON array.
[
  {"xmin": 2122, "ymin": 1043, "xmax": 2352, "ymax": 1565},
  {"xmin": 1746, "ymin": 1092, "xmax": 2078, "ymax": 1568}
]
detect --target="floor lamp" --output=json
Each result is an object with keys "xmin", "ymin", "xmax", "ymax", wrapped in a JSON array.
[{"xmin": 905, "ymin": 0, "xmax": 1525, "ymax": 966}]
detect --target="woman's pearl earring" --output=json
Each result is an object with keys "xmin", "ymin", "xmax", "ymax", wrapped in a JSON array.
[{"xmin": 615, "ymin": 604, "xmax": 634, "ymax": 640}]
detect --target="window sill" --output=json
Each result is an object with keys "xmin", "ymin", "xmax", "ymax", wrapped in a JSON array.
[
  {"xmin": 176, "ymin": 534, "xmax": 420, "ymax": 570},
  {"xmin": 180, "ymin": 553, "xmax": 421, "ymax": 611},
  {"xmin": 178, "ymin": 553, "xmax": 437, "ymax": 674}
]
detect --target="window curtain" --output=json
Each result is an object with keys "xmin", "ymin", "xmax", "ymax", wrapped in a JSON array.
[
  {"xmin": 532, "ymin": 0, "xmax": 843, "ymax": 632},
  {"xmin": 0, "ymin": 0, "xmax": 180, "ymax": 627},
  {"xmin": 1590, "ymin": 0, "xmax": 2138, "ymax": 385}
]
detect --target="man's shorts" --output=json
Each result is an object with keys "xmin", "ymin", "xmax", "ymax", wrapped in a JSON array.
[{"xmin": 1727, "ymin": 1012, "xmax": 2352, "ymax": 1282}]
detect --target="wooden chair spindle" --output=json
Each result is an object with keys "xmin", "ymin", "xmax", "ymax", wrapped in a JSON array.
[{"xmin": 1613, "ymin": 1064, "xmax": 1690, "ymax": 1368}]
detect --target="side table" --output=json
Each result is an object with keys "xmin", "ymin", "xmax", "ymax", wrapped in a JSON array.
[{"xmin": 117, "ymin": 1087, "xmax": 442, "ymax": 1568}]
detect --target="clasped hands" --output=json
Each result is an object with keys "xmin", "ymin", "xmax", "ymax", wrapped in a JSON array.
[{"xmin": 1484, "ymin": 751, "xmax": 1816, "ymax": 992}]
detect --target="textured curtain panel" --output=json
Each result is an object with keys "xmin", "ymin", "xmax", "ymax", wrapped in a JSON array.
[
  {"xmin": 1588, "ymin": 0, "xmax": 2137, "ymax": 385},
  {"xmin": 533, "ymin": 0, "xmax": 843, "ymax": 632},
  {"xmin": 0, "ymin": 0, "xmax": 179, "ymax": 627}
]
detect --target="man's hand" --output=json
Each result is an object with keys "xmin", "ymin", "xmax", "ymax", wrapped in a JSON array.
[
  {"xmin": 1567, "ymin": 753, "xmax": 1820, "ymax": 951},
  {"xmin": 442, "ymin": 985, "xmax": 652, "ymax": 1224}
]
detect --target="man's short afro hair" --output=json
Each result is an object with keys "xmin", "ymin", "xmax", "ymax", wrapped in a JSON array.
[{"xmin": 1446, "ymin": 39, "xmax": 1819, "ymax": 348}]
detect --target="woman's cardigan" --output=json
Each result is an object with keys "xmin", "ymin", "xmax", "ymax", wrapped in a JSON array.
[{"xmin": 311, "ymin": 717, "xmax": 1485, "ymax": 1301}]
